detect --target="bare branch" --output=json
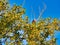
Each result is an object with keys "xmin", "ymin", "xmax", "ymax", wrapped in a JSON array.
[
  {"xmin": 22, "ymin": 0, "xmax": 26, "ymax": 7},
  {"xmin": 37, "ymin": 2, "xmax": 47, "ymax": 21},
  {"xmin": 31, "ymin": 6, "xmax": 36, "ymax": 20}
]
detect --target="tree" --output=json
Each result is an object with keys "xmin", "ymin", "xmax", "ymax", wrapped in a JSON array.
[{"xmin": 0, "ymin": 0, "xmax": 60, "ymax": 45}]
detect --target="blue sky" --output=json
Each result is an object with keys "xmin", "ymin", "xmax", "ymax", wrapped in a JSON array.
[
  {"xmin": 9, "ymin": 0, "xmax": 60, "ymax": 19},
  {"xmin": 8, "ymin": 0, "xmax": 60, "ymax": 45}
]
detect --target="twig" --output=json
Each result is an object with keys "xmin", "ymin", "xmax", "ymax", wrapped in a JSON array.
[
  {"xmin": 37, "ymin": 2, "xmax": 47, "ymax": 21},
  {"xmin": 22, "ymin": 0, "xmax": 26, "ymax": 7}
]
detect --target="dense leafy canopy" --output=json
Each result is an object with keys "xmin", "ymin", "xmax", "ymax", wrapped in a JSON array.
[{"xmin": 0, "ymin": 0, "xmax": 60, "ymax": 45}]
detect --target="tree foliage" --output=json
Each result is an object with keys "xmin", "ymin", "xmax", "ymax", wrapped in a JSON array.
[{"xmin": 0, "ymin": 0, "xmax": 60, "ymax": 45}]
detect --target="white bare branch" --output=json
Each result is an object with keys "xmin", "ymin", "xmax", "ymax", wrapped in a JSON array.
[
  {"xmin": 22, "ymin": 0, "xmax": 26, "ymax": 7},
  {"xmin": 31, "ymin": 6, "xmax": 36, "ymax": 20},
  {"xmin": 37, "ymin": 2, "xmax": 47, "ymax": 21}
]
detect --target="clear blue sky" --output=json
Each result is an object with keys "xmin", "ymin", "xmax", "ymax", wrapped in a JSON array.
[{"xmin": 8, "ymin": 0, "xmax": 60, "ymax": 45}]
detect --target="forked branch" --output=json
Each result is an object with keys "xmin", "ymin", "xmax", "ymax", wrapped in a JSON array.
[{"xmin": 37, "ymin": 2, "xmax": 47, "ymax": 21}]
